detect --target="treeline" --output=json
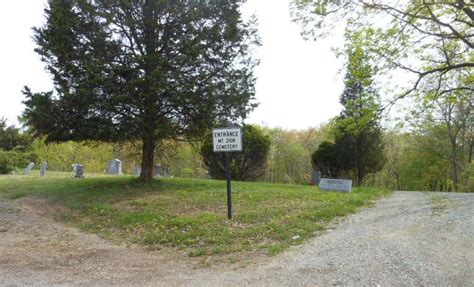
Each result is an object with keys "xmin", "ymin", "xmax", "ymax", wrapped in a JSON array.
[{"xmin": 2, "ymin": 120, "xmax": 471, "ymax": 192}]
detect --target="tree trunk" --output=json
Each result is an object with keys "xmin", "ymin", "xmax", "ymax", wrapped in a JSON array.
[
  {"xmin": 140, "ymin": 135, "xmax": 155, "ymax": 182},
  {"xmin": 449, "ymin": 136, "xmax": 459, "ymax": 191},
  {"xmin": 469, "ymin": 138, "xmax": 473, "ymax": 164},
  {"xmin": 395, "ymin": 172, "xmax": 401, "ymax": 190},
  {"xmin": 356, "ymin": 166, "xmax": 364, "ymax": 186}
]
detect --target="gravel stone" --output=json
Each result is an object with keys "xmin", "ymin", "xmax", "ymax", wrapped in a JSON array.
[{"xmin": 0, "ymin": 191, "xmax": 473, "ymax": 286}]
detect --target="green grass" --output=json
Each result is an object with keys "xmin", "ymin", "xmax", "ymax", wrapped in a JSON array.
[{"xmin": 0, "ymin": 173, "xmax": 390, "ymax": 257}]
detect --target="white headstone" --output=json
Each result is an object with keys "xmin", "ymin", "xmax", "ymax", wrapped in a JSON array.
[
  {"xmin": 154, "ymin": 164, "xmax": 161, "ymax": 177},
  {"xmin": 24, "ymin": 162, "xmax": 35, "ymax": 176},
  {"xmin": 318, "ymin": 178, "xmax": 352, "ymax": 193},
  {"xmin": 40, "ymin": 162, "xmax": 48, "ymax": 176},
  {"xmin": 107, "ymin": 159, "xmax": 122, "ymax": 175},
  {"xmin": 311, "ymin": 170, "xmax": 321, "ymax": 185},
  {"xmin": 74, "ymin": 164, "xmax": 84, "ymax": 178},
  {"xmin": 162, "ymin": 167, "xmax": 170, "ymax": 177},
  {"xmin": 133, "ymin": 166, "xmax": 141, "ymax": 176}
]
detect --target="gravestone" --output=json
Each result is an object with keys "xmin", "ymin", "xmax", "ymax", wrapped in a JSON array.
[
  {"xmin": 40, "ymin": 162, "xmax": 48, "ymax": 176},
  {"xmin": 74, "ymin": 164, "xmax": 84, "ymax": 178},
  {"xmin": 24, "ymin": 162, "xmax": 34, "ymax": 176},
  {"xmin": 162, "ymin": 166, "xmax": 170, "ymax": 177},
  {"xmin": 311, "ymin": 170, "xmax": 321, "ymax": 185},
  {"xmin": 107, "ymin": 159, "xmax": 122, "ymax": 175},
  {"xmin": 133, "ymin": 166, "xmax": 142, "ymax": 176},
  {"xmin": 154, "ymin": 164, "xmax": 161, "ymax": 177},
  {"xmin": 318, "ymin": 178, "xmax": 352, "ymax": 193}
]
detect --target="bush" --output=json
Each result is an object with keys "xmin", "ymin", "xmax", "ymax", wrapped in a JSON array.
[
  {"xmin": 201, "ymin": 125, "xmax": 271, "ymax": 181},
  {"xmin": 0, "ymin": 158, "xmax": 13, "ymax": 174},
  {"xmin": 0, "ymin": 151, "xmax": 38, "ymax": 174},
  {"xmin": 0, "ymin": 118, "xmax": 32, "ymax": 152},
  {"xmin": 311, "ymin": 141, "xmax": 342, "ymax": 179}
]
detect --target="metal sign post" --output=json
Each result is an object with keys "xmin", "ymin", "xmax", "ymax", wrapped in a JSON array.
[
  {"xmin": 225, "ymin": 152, "xmax": 232, "ymax": 219},
  {"xmin": 212, "ymin": 127, "xmax": 243, "ymax": 220}
]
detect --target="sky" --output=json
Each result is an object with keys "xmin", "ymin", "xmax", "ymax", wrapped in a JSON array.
[{"xmin": 0, "ymin": 0, "xmax": 345, "ymax": 130}]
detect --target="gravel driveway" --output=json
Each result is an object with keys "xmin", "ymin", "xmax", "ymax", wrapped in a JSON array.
[{"xmin": 1, "ymin": 191, "xmax": 473, "ymax": 286}]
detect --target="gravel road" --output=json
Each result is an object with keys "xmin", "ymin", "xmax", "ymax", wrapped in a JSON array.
[{"xmin": 1, "ymin": 191, "xmax": 473, "ymax": 286}]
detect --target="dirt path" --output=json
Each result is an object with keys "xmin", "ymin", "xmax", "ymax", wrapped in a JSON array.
[{"xmin": 1, "ymin": 192, "xmax": 473, "ymax": 286}]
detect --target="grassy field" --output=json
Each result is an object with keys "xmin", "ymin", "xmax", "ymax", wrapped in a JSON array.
[{"xmin": 0, "ymin": 173, "xmax": 390, "ymax": 257}]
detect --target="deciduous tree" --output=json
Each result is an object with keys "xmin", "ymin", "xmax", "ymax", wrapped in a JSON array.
[{"xmin": 292, "ymin": 0, "xmax": 474, "ymax": 103}]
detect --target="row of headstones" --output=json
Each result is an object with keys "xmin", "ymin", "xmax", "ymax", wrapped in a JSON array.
[
  {"xmin": 23, "ymin": 161, "xmax": 347, "ymax": 191},
  {"xmin": 24, "ymin": 162, "xmax": 84, "ymax": 178},
  {"xmin": 23, "ymin": 159, "xmax": 171, "ymax": 178},
  {"xmin": 24, "ymin": 162, "xmax": 48, "ymax": 176},
  {"xmin": 102, "ymin": 160, "xmax": 172, "ymax": 177},
  {"xmin": 24, "ymin": 160, "xmax": 120, "ymax": 177},
  {"xmin": 23, "ymin": 161, "xmax": 85, "ymax": 178}
]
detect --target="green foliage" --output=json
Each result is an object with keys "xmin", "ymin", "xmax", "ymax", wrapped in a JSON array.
[
  {"xmin": 30, "ymin": 138, "xmax": 113, "ymax": 173},
  {"xmin": 201, "ymin": 125, "xmax": 270, "ymax": 181},
  {"xmin": 311, "ymin": 141, "xmax": 341, "ymax": 178},
  {"xmin": 0, "ymin": 175, "xmax": 390, "ymax": 257},
  {"xmin": 0, "ymin": 151, "xmax": 38, "ymax": 174},
  {"xmin": 149, "ymin": 140, "xmax": 206, "ymax": 178},
  {"xmin": 0, "ymin": 118, "xmax": 31, "ymax": 152},
  {"xmin": 23, "ymin": 0, "xmax": 260, "ymax": 181},
  {"xmin": 312, "ymin": 31, "xmax": 385, "ymax": 185},
  {"xmin": 28, "ymin": 138, "xmax": 201, "ymax": 175},
  {"xmin": 466, "ymin": 164, "xmax": 474, "ymax": 192},
  {"xmin": 292, "ymin": 0, "xmax": 473, "ymax": 99},
  {"xmin": 372, "ymin": 122, "xmax": 473, "ymax": 192},
  {"xmin": 0, "ymin": 159, "xmax": 13, "ymax": 175},
  {"xmin": 263, "ymin": 125, "xmax": 333, "ymax": 184},
  {"xmin": 0, "ymin": 119, "xmax": 35, "ymax": 174}
]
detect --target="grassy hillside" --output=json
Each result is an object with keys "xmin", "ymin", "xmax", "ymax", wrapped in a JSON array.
[{"xmin": 0, "ymin": 174, "xmax": 390, "ymax": 257}]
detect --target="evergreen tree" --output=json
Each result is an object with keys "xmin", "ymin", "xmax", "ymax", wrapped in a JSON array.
[
  {"xmin": 336, "ymin": 32, "xmax": 385, "ymax": 185},
  {"xmin": 22, "ymin": 0, "xmax": 260, "ymax": 181},
  {"xmin": 312, "ymin": 30, "xmax": 385, "ymax": 185}
]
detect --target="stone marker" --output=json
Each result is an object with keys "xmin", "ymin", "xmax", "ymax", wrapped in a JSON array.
[
  {"xmin": 24, "ymin": 162, "xmax": 35, "ymax": 176},
  {"xmin": 311, "ymin": 170, "xmax": 321, "ymax": 185},
  {"xmin": 154, "ymin": 164, "xmax": 161, "ymax": 177},
  {"xmin": 162, "ymin": 166, "xmax": 170, "ymax": 177},
  {"xmin": 40, "ymin": 162, "xmax": 48, "ymax": 176},
  {"xmin": 106, "ymin": 159, "xmax": 122, "ymax": 175},
  {"xmin": 133, "ymin": 166, "xmax": 141, "ymax": 176},
  {"xmin": 74, "ymin": 164, "xmax": 84, "ymax": 178},
  {"xmin": 318, "ymin": 178, "xmax": 352, "ymax": 193}
]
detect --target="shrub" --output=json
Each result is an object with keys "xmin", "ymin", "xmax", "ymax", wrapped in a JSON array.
[
  {"xmin": 0, "ymin": 157, "xmax": 13, "ymax": 174},
  {"xmin": 311, "ymin": 141, "xmax": 342, "ymax": 179},
  {"xmin": 0, "ymin": 151, "xmax": 38, "ymax": 174},
  {"xmin": 201, "ymin": 125, "xmax": 271, "ymax": 181}
]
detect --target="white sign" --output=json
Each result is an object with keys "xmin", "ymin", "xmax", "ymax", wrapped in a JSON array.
[{"xmin": 213, "ymin": 128, "xmax": 243, "ymax": 152}]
